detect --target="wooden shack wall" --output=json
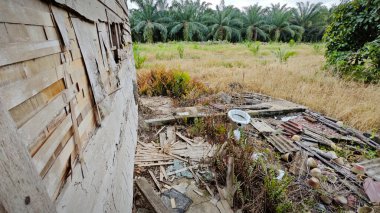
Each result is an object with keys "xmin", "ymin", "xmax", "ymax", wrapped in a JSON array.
[{"xmin": 0, "ymin": 0, "xmax": 137, "ymax": 211}]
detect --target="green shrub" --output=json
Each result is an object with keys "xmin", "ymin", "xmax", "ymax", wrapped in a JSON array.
[
  {"xmin": 177, "ymin": 44, "xmax": 185, "ymax": 59},
  {"xmin": 133, "ymin": 43, "xmax": 146, "ymax": 69},
  {"xmin": 273, "ymin": 48, "xmax": 297, "ymax": 63},
  {"xmin": 137, "ymin": 67, "xmax": 207, "ymax": 99},
  {"xmin": 247, "ymin": 41, "xmax": 260, "ymax": 55},
  {"xmin": 289, "ymin": 39, "xmax": 296, "ymax": 47},
  {"xmin": 312, "ymin": 44, "xmax": 323, "ymax": 54},
  {"xmin": 324, "ymin": 0, "xmax": 380, "ymax": 83}
]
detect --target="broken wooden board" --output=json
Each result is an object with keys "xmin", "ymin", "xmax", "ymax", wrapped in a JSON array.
[
  {"xmin": 251, "ymin": 119, "xmax": 275, "ymax": 133},
  {"xmin": 71, "ymin": 17, "xmax": 106, "ymax": 122},
  {"xmin": 135, "ymin": 177, "xmax": 172, "ymax": 213}
]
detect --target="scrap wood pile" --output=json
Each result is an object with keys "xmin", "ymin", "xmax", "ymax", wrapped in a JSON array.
[{"xmin": 134, "ymin": 92, "xmax": 380, "ymax": 213}]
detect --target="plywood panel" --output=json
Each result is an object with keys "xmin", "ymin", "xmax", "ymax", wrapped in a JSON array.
[
  {"xmin": 0, "ymin": 40, "xmax": 61, "ymax": 66},
  {"xmin": 0, "ymin": 63, "xmax": 64, "ymax": 110},
  {"xmin": 0, "ymin": 1, "xmax": 54, "ymax": 26}
]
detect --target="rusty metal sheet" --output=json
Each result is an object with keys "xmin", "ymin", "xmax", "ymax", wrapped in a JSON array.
[
  {"xmin": 266, "ymin": 134, "xmax": 299, "ymax": 153},
  {"xmin": 280, "ymin": 120, "xmax": 303, "ymax": 136}
]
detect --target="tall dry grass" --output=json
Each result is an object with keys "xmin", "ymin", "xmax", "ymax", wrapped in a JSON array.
[{"xmin": 138, "ymin": 42, "xmax": 380, "ymax": 132}]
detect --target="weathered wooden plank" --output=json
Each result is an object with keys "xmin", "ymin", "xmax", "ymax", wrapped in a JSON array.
[
  {"xmin": 9, "ymin": 79, "xmax": 66, "ymax": 128},
  {"xmin": 135, "ymin": 178, "xmax": 172, "ymax": 213},
  {"xmin": 78, "ymin": 106, "xmax": 96, "ymax": 149},
  {"xmin": 100, "ymin": 0, "xmax": 126, "ymax": 20},
  {"xmin": 0, "ymin": 63, "xmax": 64, "ymax": 110},
  {"xmin": 30, "ymin": 109, "xmax": 67, "ymax": 156},
  {"xmin": 26, "ymin": 25, "xmax": 47, "ymax": 42},
  {"xmin": 51, "ymin": 6, "xmax": 71, "ymax": 49},
  {"xmin": 53, "ymin": 0, "xmax": 107, "ymax": 22},
  {"xmin": 44, "ymin": 26, "xmax": 60, "ymax": 41},
  {"xmin": 71, "ymin": 18, "xmax": 106, "ymax": 106},
  {"xmin": 0, "ymin": 1, "xmax": 54, "ymax": 26},
  {"xmin": 0, "ymin": 52, "xmax": 61, "ymax": 87},
  {"xmin": 4, "ymin": 23, "xmax": 29, "ymax": 43},
  {"xmin": 0, "ymin": 40, "xmax": 61, "ymax": 67},
  {"xmin": 43, "ymin": 137, "xmax": 74, "ymax": 199},
  {"xmin": 19, "ymin": 91, "xmax": 71, "ymax": 148},
  {"xmin": 0, "ymin": 99, "xmax": 56, "ymax": 213},
  {"xmin": 32, "ymin": 115, "xmax": 73, "ymax": 175},
  {"xmin": 0, "ymin": 23, "xmax": 10, "ymax": 43}
]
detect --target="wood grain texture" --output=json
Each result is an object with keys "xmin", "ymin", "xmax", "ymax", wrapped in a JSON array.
[
  {"xmin": 71, "ymin": 18, "xmax": 107, "ymax": 106},
  {"xmin": 135, "ymin": 177, "xmax": 172, "ymax": 213},
  {"xmin": 0, "ymin": 40, "xmax": 61, "ymax": 66},
  {"xmin": 0, "ymin": 99, "xmax": 56, "ymax": 213},
  {"xmin": 51, "ymin": 6, "xmax": 71, "ymax": 50},
  {"xmin": 0, "ymin": 1, "xmax": 54, "ymax": 26},
  {"xmin": 0, "ymin": 62, "xmax": 64, "ymax": 110},
  {"xmin": 19, "ymin": 91, "xmax": 71, "ymax": 149},
  {"xmin": 32, "ymin": 115, "xmax": 73, "ymax": 176}
]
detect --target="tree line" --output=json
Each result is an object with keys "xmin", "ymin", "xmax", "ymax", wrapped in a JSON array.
[{"xmin": 130, "ymin": 0, "xmax": 332, "ymax": 43}]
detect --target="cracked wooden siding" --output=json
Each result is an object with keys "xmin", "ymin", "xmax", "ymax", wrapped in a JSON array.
[{"xmin": 0, "ymin": 0, "xmax": 137, "ymax": 212}]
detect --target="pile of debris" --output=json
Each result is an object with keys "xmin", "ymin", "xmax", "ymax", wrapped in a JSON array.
[{"xmin": 134, "ymin": 92, "xmax": 380, "ymax": 213}]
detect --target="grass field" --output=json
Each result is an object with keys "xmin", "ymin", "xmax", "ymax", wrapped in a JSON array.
[{"xmin": 137, "ymin": 42, "xmax": 380, "ymax": 132}]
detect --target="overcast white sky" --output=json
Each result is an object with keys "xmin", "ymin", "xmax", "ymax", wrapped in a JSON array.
[{"xmin": 128, "ymin": 0, "xmax": 341, "ymax": 9}]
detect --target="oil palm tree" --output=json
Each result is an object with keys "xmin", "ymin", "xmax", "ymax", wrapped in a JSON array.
[
  {"xmin": 131, "ymin": 0, "xmax": 169, "ymax": 43},
  {"xmin": 243, "ymin": 4, "xmax": 269, "ymax": 41},
  {"xmin": 203, "ymin": 4, "xmax": 243, "ymax": 41},
  {"xmin": 168, "ymin": 0, "xmax": 210, "ymax": 41},
  {"xmin": 265, "ymin": 3, "xmax": 304, "ymax": 42},
  {"xmin": 292, "ymin": 2, "xmax": 328, "ymax": 42}
]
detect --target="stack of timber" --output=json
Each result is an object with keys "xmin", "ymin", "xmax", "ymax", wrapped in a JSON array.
[{"xmin": 135, "ymin": 127, "xmax": 216, "ymax": 167}]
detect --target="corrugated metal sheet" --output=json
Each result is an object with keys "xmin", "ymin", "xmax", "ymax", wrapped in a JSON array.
[{"xmin": 266, "ymin": 134, "xmax": 299, "ymax": 153}]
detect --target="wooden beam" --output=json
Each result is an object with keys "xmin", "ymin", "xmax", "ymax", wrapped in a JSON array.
[
  {"xmin": 0, "ymin": 99, "xmax": 56, "ymax": 212},
  {"xmin": 135, "ymin": 177, "xmax": 172, "ymax": 213}
]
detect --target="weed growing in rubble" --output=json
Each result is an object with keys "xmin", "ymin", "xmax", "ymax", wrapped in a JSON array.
[
  {"xmin": 264, "ymin": 169, "xmax": 293, "ymax": 213},
  {"xmin": 189, "ymin": 117, "xmax": 231, "ymax": 143}
]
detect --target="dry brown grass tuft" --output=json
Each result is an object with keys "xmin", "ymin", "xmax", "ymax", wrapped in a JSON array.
[{"xmin": 138, "ymin": 42, "xmax": 380, "ymax": 132}]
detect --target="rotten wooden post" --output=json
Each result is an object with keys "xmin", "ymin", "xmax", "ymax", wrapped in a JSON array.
[{"xmin": 0, "ymin": 99, "xmax": 56, "ymax": 212}]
